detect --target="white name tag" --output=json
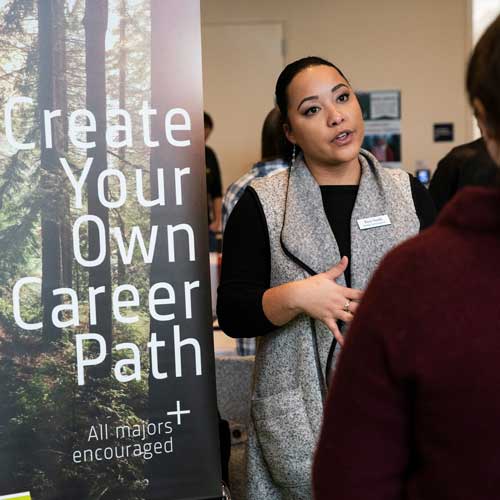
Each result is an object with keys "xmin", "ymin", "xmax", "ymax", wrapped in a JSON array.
[{"xmin": 357, "ymin": 214, "xmax": 391, "ymax": 230}]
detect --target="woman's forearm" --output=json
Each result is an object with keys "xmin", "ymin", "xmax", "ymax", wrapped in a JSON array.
[{"xmin": 262, "ymin": 281, "xmax": 304, "ymax": 326}]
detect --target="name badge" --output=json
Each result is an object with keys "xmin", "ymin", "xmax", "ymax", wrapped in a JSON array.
[{"xmin": 357, "ymin": 215, "xmax": 391, "ymax": 230}]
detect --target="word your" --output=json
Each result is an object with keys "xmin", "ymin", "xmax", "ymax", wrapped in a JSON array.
[{"xmin": 61, "ymin": 158, "xmax": 191, "ymax": 209}]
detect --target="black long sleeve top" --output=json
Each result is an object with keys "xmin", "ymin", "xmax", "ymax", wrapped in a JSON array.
[{"xmin": 217, "ymin": 174, "xmax": 436, "ymax": 338}]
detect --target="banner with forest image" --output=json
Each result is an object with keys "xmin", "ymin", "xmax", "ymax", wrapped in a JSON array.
[{"xmin": 0, "ymin": 1, "xmax": 221, "ymax": 499}]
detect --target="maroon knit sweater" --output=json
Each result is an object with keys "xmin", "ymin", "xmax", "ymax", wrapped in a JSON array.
[{"xmin": 313, "ymin": 187, "xmax": 500, "ymax": 500}]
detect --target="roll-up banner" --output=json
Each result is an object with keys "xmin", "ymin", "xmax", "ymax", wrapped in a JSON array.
[{"xmin": 0, "ymin": 1, "xmax": 221, "ymax": 499}]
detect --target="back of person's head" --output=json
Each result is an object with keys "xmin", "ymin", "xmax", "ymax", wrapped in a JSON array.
[
  {"xmin": 466, "ymin": 14, "xmax": 500, "ymax": 164},
  {"xmin": 261, "ymin": 107, "xmax": 287, "ymax": 162},
  {"xmin": 204, "ymin": 112, "xmax": 214, "ymax": 142},
  {"xmin": 204, "ymin": 112, "xmax": 214, "ymax": 131}
]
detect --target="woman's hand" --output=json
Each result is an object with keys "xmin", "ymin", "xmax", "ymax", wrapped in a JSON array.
[
  {"xmin": 294, "ymin": 257, "xmax": 363, "ymax": 345},
  {"xmin": 262, "ymin": 256, "xmax": 363, "ymax": 345}
]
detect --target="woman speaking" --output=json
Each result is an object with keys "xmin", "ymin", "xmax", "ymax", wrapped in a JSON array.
[{"xmin": 218, "ymin": 56, "xmax": 435, "ymax": 499}]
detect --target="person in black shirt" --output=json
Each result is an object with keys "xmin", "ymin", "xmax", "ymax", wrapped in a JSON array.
[
  {"xmin": 204, "ymin": 112, "xmax": 223, "ymax": 251},
  {"xmin": 429, "ymin": 137, "xmax": 497, "ymax": 212}
]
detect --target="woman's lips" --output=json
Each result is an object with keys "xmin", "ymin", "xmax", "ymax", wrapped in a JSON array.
[{"xmin": 332, "ymin": 130, "xmax": 354, "ymax": 146}]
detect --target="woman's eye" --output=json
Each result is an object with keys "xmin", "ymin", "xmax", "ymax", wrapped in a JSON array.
[
  {"xmin": 337, "ymin": 92, "xmax": 350, "ymax": 103},
  {"xmin": 304, "ymin": 106, "xmax": 320, "ymax": 116}
]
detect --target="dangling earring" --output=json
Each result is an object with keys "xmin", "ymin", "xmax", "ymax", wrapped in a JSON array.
[{"xmin": 291, "ymin": 144, "xmax": 296, "ymax": 166}]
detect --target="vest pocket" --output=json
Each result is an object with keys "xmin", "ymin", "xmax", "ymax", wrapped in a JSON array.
[{"xmin": 252, "ymin": 388, "xmax": 314, "ymax": 488}]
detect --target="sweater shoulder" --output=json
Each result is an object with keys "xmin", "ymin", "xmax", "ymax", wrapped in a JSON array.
[
  {"xmin": 381, "ymin": 166, "xmax": 412, "ymax": 189},
  {"xmin": 249, "ymin": 169, "xmax": 289, "ymax": 206},
  {"xmin": 250, "ymin": 168, "xmax": 289, "ymax": 191}
]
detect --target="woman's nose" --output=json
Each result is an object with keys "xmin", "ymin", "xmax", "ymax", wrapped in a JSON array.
[{"xmin": 326, "ymin": 105, "xmax": 344, "ymax": 126}]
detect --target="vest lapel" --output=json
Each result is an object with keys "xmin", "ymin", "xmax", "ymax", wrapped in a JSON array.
[
  {"xmin": 279, "ymin": 154, "xmax": 344, "ymax": 384},
  {"xmin": 279, "ymin": 150, "xmax": 401, "ymax": 382},
  {"xmin": 350, "ymin": 149, "xmax": 417, "ymax": 290},
  {"xmin": 350, "ymin": 150, "xmax": 387, "ymax": 290},
  {"xmin": 280, "ymin": 154, "xmax": 344, "ymax": 281}
]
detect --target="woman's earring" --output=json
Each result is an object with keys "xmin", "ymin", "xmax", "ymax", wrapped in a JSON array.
[{"xmin": 291, "ymin": 144, "xmax": 296, "ymax": 166}]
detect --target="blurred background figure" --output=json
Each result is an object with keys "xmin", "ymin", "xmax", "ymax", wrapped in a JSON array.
[
  {"xmin": 314, "ymin": 14, "xmax": 500, "ymax": 500},
  {"xmin": 429, "ymin": 137, "xmax": 497, "ymax": 212},
  {"xmin": 222, "ymin": 107, "xmax": 289, "ymax": 232},
  {"xmin": 221, "ymin": 107, "xmax": 288, "ymax": 356},
  {"xmin": 204, "ymin": 111, "xmax": 223, "ymax": 251}
]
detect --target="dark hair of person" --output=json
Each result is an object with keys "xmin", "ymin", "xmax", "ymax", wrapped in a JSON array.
[
  {"xmin": 275, "ymin": 56, "xmax": 349, "ymax": 123},
  {"xmin": 466, "ymin": 14, "xmax": 500, "ymax": 138},
  {"xmin": 261, "ymin": 107, "xmax": 287, "ymax": 161},
  {"xmin": 204, "ymin": 111, "xmax": 213, "ymax": 130}
]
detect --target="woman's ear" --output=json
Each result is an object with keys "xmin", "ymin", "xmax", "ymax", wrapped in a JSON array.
[
  {"xmin": 473, "ymin": 98, "xmax": 500, "ymax": 166},
  {"xmin": 283, "ymin": 122, "xmax": 295, "ymax": 145}
]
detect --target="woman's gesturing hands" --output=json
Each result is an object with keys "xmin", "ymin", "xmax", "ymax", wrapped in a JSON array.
[
  {"xmin": 262, "ymin": 256, "xmax": 363, "ymax": 345},
  {"xmin": 293, "ymin": 257, "xmax": 363, "ymax": 345}
]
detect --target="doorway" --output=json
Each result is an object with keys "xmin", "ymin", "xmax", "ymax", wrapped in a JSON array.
[{"xmin": 202, "ymin": 22, "xmax": 285, "ymax": 189}]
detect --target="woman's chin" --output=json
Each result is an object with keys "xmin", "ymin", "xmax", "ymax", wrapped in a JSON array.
[{"xmin": 327, "ymin": 144, "xmax": 360, "ymax": 166}]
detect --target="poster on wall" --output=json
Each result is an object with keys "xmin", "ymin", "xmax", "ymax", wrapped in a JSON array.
[
  {"xmin": 356, "ymin": 90, "xmax": 401, "ymax": 168},
  {"xmin": 0, "ymin": 1, "xmax": 221, "ymax": 499}
]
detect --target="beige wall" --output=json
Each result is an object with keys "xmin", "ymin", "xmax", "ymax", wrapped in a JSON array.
[{"xmin": 201, "ymin": 0, "xmax": 474, "ymax": 179}]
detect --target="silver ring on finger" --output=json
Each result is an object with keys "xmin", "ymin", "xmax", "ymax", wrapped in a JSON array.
[{"xmin": 343, "ymin": 299, "xmax": 351, "ymax": 313}]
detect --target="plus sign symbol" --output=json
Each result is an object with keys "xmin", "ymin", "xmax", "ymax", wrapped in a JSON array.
[{"xmin": 167, "ymin": 400, "xmax": 191, "ymax": 426}]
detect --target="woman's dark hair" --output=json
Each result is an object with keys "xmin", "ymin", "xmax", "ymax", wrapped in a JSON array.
[
  {"xmin": 275, "ymin": 56, "xmax": 349, "ymax": 122},
  {"xmin": 261, "ymin": 107, "xmax": 287, "ymax": 161},
  {"xmin": 466, "ymin": 14, "xmax": 500, "ymax": 138}
]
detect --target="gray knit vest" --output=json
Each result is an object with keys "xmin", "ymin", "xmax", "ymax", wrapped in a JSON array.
[{"xmin": 244, "ymin": 150, "xmax": 420, "ymax": 500}]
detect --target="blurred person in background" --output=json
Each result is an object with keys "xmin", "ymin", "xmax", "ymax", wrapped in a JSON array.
[
  {"xmin": 204, "ymin": 111, "xmax": 223, "ymax": 251},
  {"xmin": 429, "ymin": 137, "xmax": 497, "ymax": 212},
  {"xmin": 221, "ymin": 107, "xmax": 288, "ymax": 356},
  {"xmin": 222, "ymin": 107, "xmax": 289, "ymax": 232}
]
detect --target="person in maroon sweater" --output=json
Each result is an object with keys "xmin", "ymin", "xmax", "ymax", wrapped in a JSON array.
[{"xmin": 313, "ymin": 14, "xmax": 500, "ymax": 500}]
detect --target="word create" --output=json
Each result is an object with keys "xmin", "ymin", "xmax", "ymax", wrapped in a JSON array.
[{"xmin": 5, "ymin": 96, "xmax": 192, "ymax": 150}]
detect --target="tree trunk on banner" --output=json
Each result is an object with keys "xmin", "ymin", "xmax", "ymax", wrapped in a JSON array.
[
  {"xmin": 38, "ymin": 0, "xmax": 65, "ymax": 343},
  {"xmin": 84, "ymin": 0, "xmax": 112, "ymax": 376}
]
